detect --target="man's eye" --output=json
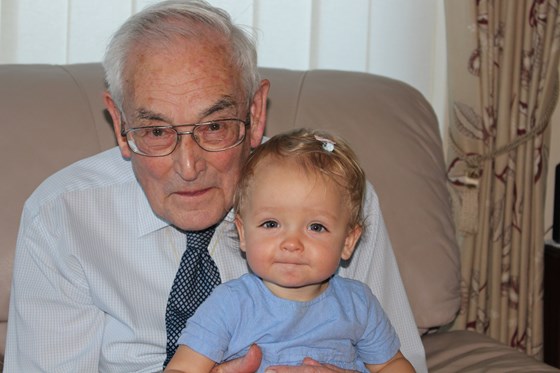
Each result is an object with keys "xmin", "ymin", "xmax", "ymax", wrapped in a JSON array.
[
  {"xmin": 208, "ymin": 121, "xmax": 223, "ymax": 131},
  {"xmin": 260, "ymin": 221, "xmax": 279, "ymax": 229},
  {"xmin": 309, "ymin": 223, "xmax": 327, "ymax": 232},
  {"xmin": 136, "ymin": 127, "xmax": 169, "ymax": 138},
  {"xmin": 151, "ymin": 128, "xmax": 165, "ymax": 137}
]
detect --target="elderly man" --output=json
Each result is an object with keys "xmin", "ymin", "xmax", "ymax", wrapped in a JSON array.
[{"xmin": 5, "ymin": 1, "xmax": 426, "ymax": 372}]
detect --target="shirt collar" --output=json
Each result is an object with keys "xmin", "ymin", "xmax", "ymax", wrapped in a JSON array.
[
  {"xmin": 135, "ymin": 182, "xmax": 169, "ymax": 237},
  {"xmin": 224, "ymin": 208, "xmax": 236, "ymax": 223}
]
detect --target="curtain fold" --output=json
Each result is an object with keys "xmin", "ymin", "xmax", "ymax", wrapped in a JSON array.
[{"xmin": 445, "ymin": 0, "xmax": 560, "ymax": 358}]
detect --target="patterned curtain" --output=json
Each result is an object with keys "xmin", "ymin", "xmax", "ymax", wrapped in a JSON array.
[{"xmin": 445, "ymin": 0, "xmax": 560, "ymax": 358}]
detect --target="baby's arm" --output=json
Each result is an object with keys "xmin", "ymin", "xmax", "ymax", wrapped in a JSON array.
[
  {"xmin": 164, "ymin": 345, "xmax": 216, "ymax": 373},
  {"xmin": 364, "ymin": 350, "xmax": 415, "ymax": 373}
]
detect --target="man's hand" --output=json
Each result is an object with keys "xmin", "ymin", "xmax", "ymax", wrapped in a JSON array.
[
  {"xmin": 264, "ymin": 358, "xmax": 358, "ymax": 373},
  {"xmin": 210, "ymin": 344, "xmax": 263, "ymax": 373}
]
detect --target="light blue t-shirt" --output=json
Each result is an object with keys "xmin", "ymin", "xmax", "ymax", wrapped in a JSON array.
[{"xmin": 178, "ymin": 273, "xmax": 400, "ymax": 372}]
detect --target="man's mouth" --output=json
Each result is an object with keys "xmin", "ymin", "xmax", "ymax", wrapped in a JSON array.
[{"xmin": 174, "ymin": 187, "xmax": 212, "ymax": 198}]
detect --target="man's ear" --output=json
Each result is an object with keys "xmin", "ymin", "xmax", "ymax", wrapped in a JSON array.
[
  {"xmin": 248, "ymin": 79, "xmax": 270, "ymax": 149},
  {"xmin": 341, "ymin": 225, "xmax": 363, "ymax": 261},
  {"xmin": 234, "ymin": 215, "xmax": 247, "ymax": 252},
  {"xmin": 103, "ymin": 91, "xmax": 131, "ymax": 159}
]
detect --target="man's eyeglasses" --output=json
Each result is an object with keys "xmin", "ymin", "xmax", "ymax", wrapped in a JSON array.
[{"xmin": 120, "ymin": 118, "xmax": 250, "ymax": 157}]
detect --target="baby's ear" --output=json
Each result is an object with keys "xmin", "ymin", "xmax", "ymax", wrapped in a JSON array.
[
  {"xmin": 341, "ymin": 225, "xmax": 363, "ymax": 260},
  {"xmin": 234, "ymin": 215, "xmax": 247, "ymax": 252}
]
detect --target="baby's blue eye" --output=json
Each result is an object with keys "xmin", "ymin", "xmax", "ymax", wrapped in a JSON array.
[
  {"xmin": 309, "ymin": 223, "xmax": 327, "ymax": 232},
  {"xmin": 261, "ymin": 221, "xmax": 279, "ymax": 229}
]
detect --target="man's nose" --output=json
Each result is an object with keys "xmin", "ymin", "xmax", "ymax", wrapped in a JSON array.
[{"xmin": 172, "ymin": 134, "xmax": 206, "ymax": 181}]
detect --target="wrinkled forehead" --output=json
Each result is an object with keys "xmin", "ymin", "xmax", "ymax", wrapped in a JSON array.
[
  {"xmin": 121, "ymin": 34, "xmax": 246, "ymax": 116},
  {"xmin": 127, "ymin": 32, "xmax": 234, "ymax": 78}
]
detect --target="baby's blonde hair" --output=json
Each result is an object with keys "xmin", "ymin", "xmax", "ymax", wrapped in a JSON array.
[{"xmin": 234, "ymin": 128, "xmax": 366, "ymax": 229}]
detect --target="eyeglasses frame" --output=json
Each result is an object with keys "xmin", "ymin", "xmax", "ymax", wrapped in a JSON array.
[{"xmin": 120, "ymin": 117, "xmax": 251, "ymax": 157}]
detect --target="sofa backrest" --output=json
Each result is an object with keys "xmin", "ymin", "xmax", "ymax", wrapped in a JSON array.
[{"xmin": 0, "ymin": 63, "xmax": 460, "ymax": 358}]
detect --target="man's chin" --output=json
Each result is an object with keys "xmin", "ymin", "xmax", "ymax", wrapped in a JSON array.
[{"xmin": 170, "ymin": 209, "xmax": 228, "ymax": 232}]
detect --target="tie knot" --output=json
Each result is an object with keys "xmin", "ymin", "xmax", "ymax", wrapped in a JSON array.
[{"xmin": 186, "ymin": 226, "xmax": 216, "ymax": 250}]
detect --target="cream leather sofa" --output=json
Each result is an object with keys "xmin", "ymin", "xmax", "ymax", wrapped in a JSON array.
[{"xmin": 0, "ymin": 63, "xmax": 557, "ymax": 372}]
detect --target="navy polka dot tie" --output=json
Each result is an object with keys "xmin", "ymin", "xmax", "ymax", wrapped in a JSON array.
[{"xmin": 164, "ymin": 226, "xmax": 220, "ymax": 367}]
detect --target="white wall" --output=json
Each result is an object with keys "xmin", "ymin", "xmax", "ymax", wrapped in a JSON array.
[{"xmin": 0, "ymin": 0, "xmax": 446, "ymax": 125}]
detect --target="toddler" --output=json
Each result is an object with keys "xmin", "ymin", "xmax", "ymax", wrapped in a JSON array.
[{"xmin": 165, "ymin": 128, "xmax": 415, "ymax": 373}]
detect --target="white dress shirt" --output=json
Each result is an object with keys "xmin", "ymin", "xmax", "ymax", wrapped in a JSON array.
[{"xmin": 5, "ymin": 147, "xmax": 427, "ymax": 373}]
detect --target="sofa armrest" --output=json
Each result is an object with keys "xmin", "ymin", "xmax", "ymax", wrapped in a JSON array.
[{"xmin": 423, "ymin": 330, "xmax": 559, "ymax": 372}]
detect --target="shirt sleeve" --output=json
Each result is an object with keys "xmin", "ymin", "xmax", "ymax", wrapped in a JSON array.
[
  {"xmin": 177, "ymin": 282, "xmax": 238, "ymax": 363},
  {"xmin": 356, "ymin": 286, "xmax": 401, "ymax": 364},
  {"xmin": 5, "ymin": 205, "xmax": 104, "ymax": 372},
  {"xmin": 338, "ymin": 182, "xmax": 428, "ymax": 373}
]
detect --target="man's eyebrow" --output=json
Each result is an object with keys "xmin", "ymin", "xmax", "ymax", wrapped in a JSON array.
[
  {"xmin": 200, "ymin": 96, "xmax": 238, "ymax": 118},
  {"xmin": 136, "ymin": 109, "xmax": 169, "ymax": 123},
  {"xmin": 132, "ymin": 96, "xmax": 239, "ymax": 124}
]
